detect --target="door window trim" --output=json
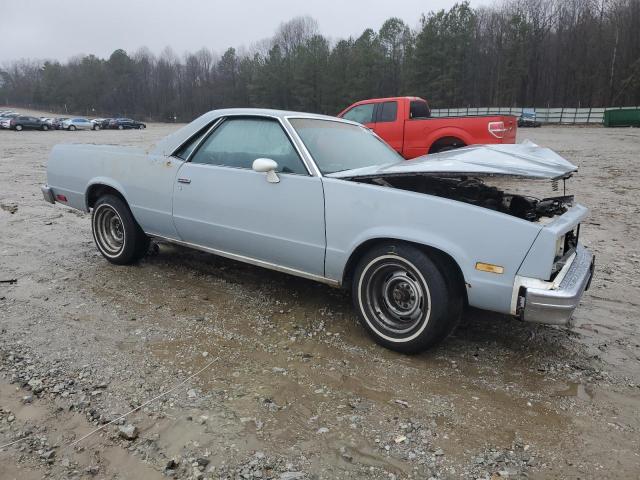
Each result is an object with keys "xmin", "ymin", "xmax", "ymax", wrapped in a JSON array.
[{"xmin": 177, "ymin": 115, "xmax": 315, "ymax": 177}]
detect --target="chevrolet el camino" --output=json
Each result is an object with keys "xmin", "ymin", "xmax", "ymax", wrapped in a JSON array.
[{"xmin": 41, "ymin": 109, "xmax": 595, "ymax": 353}]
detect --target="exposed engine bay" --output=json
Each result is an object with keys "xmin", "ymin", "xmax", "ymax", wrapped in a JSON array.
[{"xmin": 357, "ymin": 174, "xmax": 574, "ymax": 222}]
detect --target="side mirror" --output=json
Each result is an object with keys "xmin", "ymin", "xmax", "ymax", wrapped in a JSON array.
[{"xmin": 252, "ymin": 158, "xmax": 280, "ymax": 184}]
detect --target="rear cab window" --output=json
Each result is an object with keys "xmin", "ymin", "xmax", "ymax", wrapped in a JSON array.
[{"xmin": 410, "ymin": 100, "xmax": 431, "ymax": 119}]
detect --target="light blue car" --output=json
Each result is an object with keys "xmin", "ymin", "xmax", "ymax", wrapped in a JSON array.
[
  {"xmin": 41, "ymin": 109, "xmax": 594, "ymax": 353},
  {"xmin": 62, "ymin": 117, "xmax": 98, "ymax": 131}
]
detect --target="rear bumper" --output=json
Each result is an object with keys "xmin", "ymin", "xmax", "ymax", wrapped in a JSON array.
[
  {"xmin": 517, "ymin": 244, "xmax": 594, "ymax": 326},
  {"xmin": 41, "ymin": 185, "xmax": 55, "ymax": 204}
]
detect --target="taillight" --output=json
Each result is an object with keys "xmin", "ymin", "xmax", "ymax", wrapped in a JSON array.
[
  {"xmin": 55, "ymin": 194, "xmax": 67, "ymax": 202},
  {"xmin": 488, "ymin": 121, "xmax": 508, "ymax": 138}
]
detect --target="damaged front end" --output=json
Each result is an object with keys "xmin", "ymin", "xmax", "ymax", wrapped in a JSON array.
[
  {"xmin": 358, "ymin": 174, "xmax": 574, "ymax": 223},
  {"xmin": 329, "ymin": 142, "xmax": 579, "ymax": 223}
]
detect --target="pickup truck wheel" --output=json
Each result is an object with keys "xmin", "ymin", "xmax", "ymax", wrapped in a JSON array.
[
  {"xmin": 92, "ymin": 195, "xmax": 149, "ymax": 265},
  {"xmin": 352, "ymin": 243, "xmax": 461, "ymax": 353}
]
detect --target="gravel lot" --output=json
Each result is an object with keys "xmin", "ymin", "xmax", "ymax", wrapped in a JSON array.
[{"xmin": 1, "ymin": 121, "xmax": 639, "ymax": 479}]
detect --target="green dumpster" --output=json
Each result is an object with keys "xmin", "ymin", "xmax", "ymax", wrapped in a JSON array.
[{"xmin": 603, "ymin": 108, "xmax": 640, "ymax": 127}]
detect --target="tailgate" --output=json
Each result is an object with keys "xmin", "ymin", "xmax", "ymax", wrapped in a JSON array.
[{"xmin": 500, "ymin": 116, "xmax": 517, "ymax": 144}]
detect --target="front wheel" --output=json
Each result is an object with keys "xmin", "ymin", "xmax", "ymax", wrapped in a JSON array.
[
  {"xmin": 42, "ymin": 124, "xmax": 49, "ymax": 131},
  {"xmin": 92, "ymin": 194, "xmax": 149, "ymax": 265},
  {"xmin": 69, "ymin": 125, "xmax": 76, "ymax": 131},
  {"xmin": 118, "ymin": 125, "xmax": 124, "ymax": 130},
  {"xmin": 352, "ymin": 243, "xmax": 462, "ymax": 353},
  {"xmin": 15, "ymin": 124, "xmax": 23, "ymax": 131}
]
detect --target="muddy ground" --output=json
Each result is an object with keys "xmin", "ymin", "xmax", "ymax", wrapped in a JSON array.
[{"xmin": 0, "ymin": 121, "xmax": 639, "ymax": 480}]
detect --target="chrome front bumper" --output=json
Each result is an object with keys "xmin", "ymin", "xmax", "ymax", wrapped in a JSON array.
[
  {"xmin": 518, "ymin": 244, "xmax": 594, "ymax": 326},
  {"xmin": 41, "ymin": 185, "xmax": 55, "ymax": 204}
]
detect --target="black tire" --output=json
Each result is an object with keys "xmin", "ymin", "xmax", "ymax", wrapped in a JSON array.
[
  {"xmin": 91, "ymin": 194, "xmax": 149, "ymax": 265},
  {"xmin": 69, "ymin": 125, "xmax": 76, "ymax": 131},
  {"xmin": 42, "ymin": 124, "xmax": 49, "ymax": 131},
  {"xmin": 352, "ymin": 243, "xmax": 462, "ymax": 353},
  {"xmin": 118, "ymin": 125, "xmax": 124, "ymax": 130},
  {"xmin": 435, "ymin": 145, "xmax": 456, "ymax": 153},
  {"xmin": 15, "ymin": 124, "xmax": 23, "ymax": 131}
]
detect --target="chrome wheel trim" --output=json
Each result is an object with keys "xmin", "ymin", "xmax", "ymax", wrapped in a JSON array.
[
  {"xmin": 93, "ymin": 204, "xmax": 126, "ymax": 258},
  {"xmin": 358, "ymin": 255, "xmax": 432, "ymax": 342}
]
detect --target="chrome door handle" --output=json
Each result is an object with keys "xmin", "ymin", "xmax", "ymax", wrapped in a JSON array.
[{"xmin": 178, "ymin": 178, "xmax": 191, "ymax": 184}]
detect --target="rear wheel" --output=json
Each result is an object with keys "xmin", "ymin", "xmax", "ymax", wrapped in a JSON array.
[
  {"xmin": 92, "ymin": 194, "xmax": 149, "ymax": 265},
  {"xmin": 42, "ymin": 124, "xmax": 49, "ymax": 131},
  {"xmin": 69, "ymin": 125, "xmax": 76, "ymax": 131},
  {"xmin": 429, "ymin": 137, "xmax": 465, "ymax": 154},
  {"xmin": 352, "ymin": 243, "xmax": 462, "ymax": 353}
]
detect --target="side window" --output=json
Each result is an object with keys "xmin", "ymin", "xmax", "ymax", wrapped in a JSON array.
[
  {"xmin": 377, "ymin": 101, "xmax": 398, "ymax": 123},
  {"xmin": 190, "ymin": 118, "xmax": 307, "ymax": 175},
  {"xmin": 342, "ymin": 104, "xmax": 375, "ymax": 124},
  {"xmin": 173, "ymin": 125, "xmax": 211, "ymax": 160}
]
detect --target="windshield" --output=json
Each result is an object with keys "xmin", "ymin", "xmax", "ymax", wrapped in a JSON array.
[{"xmin": 289, "ymin": 118, "xmax": 401, "ymax": 174}]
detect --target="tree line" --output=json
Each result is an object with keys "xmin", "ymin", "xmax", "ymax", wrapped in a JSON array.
[{"xmin": 1, "ymin": 0, "xmax": 638, "ymax": 121}]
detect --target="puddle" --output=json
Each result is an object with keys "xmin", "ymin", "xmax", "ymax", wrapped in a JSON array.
[{"xmin": 551, "ymin": 383, "xmax": 593, "ymax": 401}]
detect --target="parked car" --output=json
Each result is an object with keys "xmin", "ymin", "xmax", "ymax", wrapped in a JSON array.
[
  {"xmin": 51, "ymin": 117, "xmax": 69, "ymax": 130},
  {"xmin": 41, "ymin": 109, "xmax": 594, "ymax": 353},
  {"xmin": 518, "ymin": 109, "xmax": 542, "ymax": 128},
  {"xmin": 40, "ymin": 117, "xmax": 56, "ymax": 128},
  {"xmin": 0, "ymin": 112, "xmax": 20, "ymax": 129},
  {"xmin": 338, "ymin": 97, "xmax": 517, "ymax": 157},
  {"xmin": 9, "ymin": 115, "xmax": 49, "ymax": 131},
  {"xmin": 108, "ymin": 118, "xmax": 146, "ymax": 130},
  {"xmin": 62, "ymin": 117, "xmax": 99, "ymax": 130}
]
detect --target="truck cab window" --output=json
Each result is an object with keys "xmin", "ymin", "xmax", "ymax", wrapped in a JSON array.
[
  {"xmin": 342, "ymin": 104, "xmax": 375, "ymax": 124},
  {"xmin": 377, "ymin": 101, "xmax": 398, "ymax": 123},
  {"xmin": 410, "ymin": 100, "xmax": 431, "ymax": 119}
]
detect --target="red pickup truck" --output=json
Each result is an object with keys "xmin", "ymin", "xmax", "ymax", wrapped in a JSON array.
[{"xmin": 337, "ymin": 97, "xmax": 517, "ymax": 159}]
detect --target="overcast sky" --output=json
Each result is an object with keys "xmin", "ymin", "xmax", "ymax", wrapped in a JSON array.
[{"xmin": 0, "ymin": 0, "xmax": 493, "ymax": 63}]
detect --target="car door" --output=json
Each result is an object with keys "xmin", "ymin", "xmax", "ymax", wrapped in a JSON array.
[
  {"xmin": 171, "ymin": 116, "xmax": 326, "ymax": 277},
  {"xmin": 372, "ymin": 100, "xmax": 402, "ymax": 153}
]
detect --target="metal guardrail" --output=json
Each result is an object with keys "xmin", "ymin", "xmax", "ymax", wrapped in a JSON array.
[{"xmin": 430, "ymin": 106, "xmax": 640, "ymax": 124}]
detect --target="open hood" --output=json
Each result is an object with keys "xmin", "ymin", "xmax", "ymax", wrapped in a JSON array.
[{"xmin": 328, "ymin": 141, "xmax": 578, "ymax": 180}]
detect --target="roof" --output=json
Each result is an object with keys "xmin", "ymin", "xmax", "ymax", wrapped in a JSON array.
[{"xmin": 151, "ymin": 108, "xmax": 355, "ymax": 156}]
